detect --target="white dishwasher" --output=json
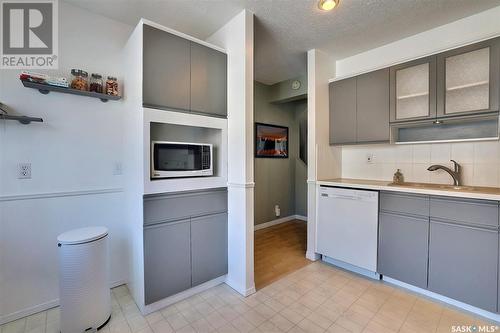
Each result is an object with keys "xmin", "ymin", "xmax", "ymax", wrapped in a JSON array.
[{"xmin": 317, "ymin": 186, "xmax": 379, "ymax": 276}]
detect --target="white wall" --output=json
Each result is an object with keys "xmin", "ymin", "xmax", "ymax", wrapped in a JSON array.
[
  {"xmin": 207, "ymin": 10, "xmax": 256, "ymax": 296},
  {"xmin": 306, "ymin": 49, "xmax": 339, "ymax": 261},
  {"xmin": 331, "ymin": 5, "xmax": 500, "ymax": 186},
  {"xmin": 0, "ymin": 2, "xmax": 132, "ymax": 323}
]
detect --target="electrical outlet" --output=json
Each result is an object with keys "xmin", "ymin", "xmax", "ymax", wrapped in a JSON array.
[
  {"xmin": 18, "ymin": 163, "xmax": 31, "ymax": 179},
  {"xmin": 274, "ymin": 205, "xmax": 281, "ymax": 217},
  {"xmin": 366, "ymin": 153, "xmax": 375, "ymax": 164},
  {"xmin": 113, "ymin": 162, "xmax": 123, "ymax": 175}
]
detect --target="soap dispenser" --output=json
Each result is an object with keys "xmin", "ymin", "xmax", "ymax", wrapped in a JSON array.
[{"xmin": 393, "ymin": 169, "xmax": 404, "ymax": 184}]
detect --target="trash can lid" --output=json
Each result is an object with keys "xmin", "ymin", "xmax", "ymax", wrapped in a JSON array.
[{"xmin": 57, "ymin": 227, "xmax": 108, "ymax": 245}]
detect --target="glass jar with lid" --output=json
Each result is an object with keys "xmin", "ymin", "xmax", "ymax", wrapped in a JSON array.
[
  {"xmin": 70, "ymin": 69, "xmax": 89, "ymax": 91},
  {"xmin": 89, "ymin": 73, "xmax": 103, "ymax": 93},
  {"xmin": 105, "ymin": 76, "xmax": 118, "ymax": 96}
]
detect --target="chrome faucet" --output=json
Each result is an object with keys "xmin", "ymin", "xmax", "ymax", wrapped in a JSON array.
[{"xmin": 427, "ymin": 160, "xmax": 461, "ymax": 186}]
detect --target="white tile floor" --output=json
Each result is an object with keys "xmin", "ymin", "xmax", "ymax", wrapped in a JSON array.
[{"xmin": 1, "ymin": 261, "xmax": 497, "ymax": 333}]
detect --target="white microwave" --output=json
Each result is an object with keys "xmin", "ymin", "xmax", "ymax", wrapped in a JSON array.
[{"xmin": 151, "ymin": 141, "xmax": 213, "ymax": 179}]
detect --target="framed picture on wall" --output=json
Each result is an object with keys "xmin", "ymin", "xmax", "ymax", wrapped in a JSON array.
[{"xmin": 255, "ymin": 123, "xmax": 289, "ymax": 158}]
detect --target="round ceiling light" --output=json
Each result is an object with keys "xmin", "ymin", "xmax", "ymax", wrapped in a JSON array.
[{"xmin": 318, "ymin": 0, "xmax": 339, "ymax": 11}]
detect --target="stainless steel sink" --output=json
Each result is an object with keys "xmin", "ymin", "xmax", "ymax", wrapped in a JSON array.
[{"xmin": 388, "ymin": 182, "xmax": 479, "ymax": 192}]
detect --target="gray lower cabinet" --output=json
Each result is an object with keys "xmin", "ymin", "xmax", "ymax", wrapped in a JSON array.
[
  {"xmin": 378, "ymin": 212, "xmax": 429, "ymax": 289},
  {"xmin": 428, "ymin": 219, "xmax": 498, "ymax": 312},
  {"xmin": 143, "ymin": 25, "xmax": 191, "ymax": 112},
  {"xmin": 329, "ymin": 77, "xmax": 357, "ymax": 144},
  {"xmin": 144, "ymin": 219, "xmax": 192, "ymax": 305},
  {"xmin": 191, "ymin": 213, "xmax": 228, "ymax": 286},
  {"xmin": 143, "ymin": 188, "xmax": 228, "ymax": 305},
  {"xmin": 356, "ymin": 69, "xmax": 390, "ymax": 143},
  {"xmin": 190, "ymin": 43, "xmax": 227, "ymax": 117},
  {"xmin": 143, "ymin": 188, "xmax": 228, "ymax": 225}
]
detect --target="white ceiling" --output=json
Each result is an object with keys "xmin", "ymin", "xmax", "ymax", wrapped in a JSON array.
[{"xmin": 64, "ymin": 0, "xmax": 500, "ymax": 85}]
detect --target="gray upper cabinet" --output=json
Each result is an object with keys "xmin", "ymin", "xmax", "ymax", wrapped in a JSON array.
[
  {"xmin": 390, "ymin": 56, "xmax": 437, "ymax": 123},
  {"xmin": 144, "ymin": 219, "xmax": 192, "ymax": 305},
  {"xmin": 329, "ymin": 70, "xmax": 390, "ymax": 145},
  {"xmin": 356, "ymin": 69, "xmax": 390, "ymax": 143},
  {"xmin": 329, "ymin": 77, "xmax": 357, "ymax": 144},
  {"xmin": 191, "ymin": 43, "xmax": 227, "ymax": 117},
  {"xmin": 378, "ymin": 212, "xmax": 429, "ymax": 288},
  {"xmin": 142, "ymin": 25, "xmax": 227, "ymax": 117},
  {"xmin": 437, "ymin": 38, "xmax": 500, "ymax": 117},
  {"xmin": 428, "ymin": 219, "xmax": 498, "ymax": 312},
  {"xmin": 143, "ymin": 25, "xmax": 191, "ymax": 112},
  {"xmin": 191, "ymin": 213, "xmax": 228, "ymax": 286}
]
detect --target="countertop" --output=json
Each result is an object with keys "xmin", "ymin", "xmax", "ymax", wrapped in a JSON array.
[{"xmin": 316, "ymin": 178, "xmax": 500, "ymax": 201}]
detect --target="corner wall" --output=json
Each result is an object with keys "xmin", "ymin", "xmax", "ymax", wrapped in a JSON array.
[
  {"xmin": 207, "ymin": 10, "xmax": 256, "ymax": 296},
  {"xmin": 306, "ymin": 49, "xmax": 339, "ymax": 261}
]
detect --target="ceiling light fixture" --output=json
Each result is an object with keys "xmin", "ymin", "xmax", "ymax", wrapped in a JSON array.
[{"xmin": 318, "ymin": 0, "xmax": 339, "ymax": 11}]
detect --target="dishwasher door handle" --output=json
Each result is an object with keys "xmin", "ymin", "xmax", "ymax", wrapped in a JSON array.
[{"xmin": 322, "ymin": 194, "xmax": 360, "ymax": 200}]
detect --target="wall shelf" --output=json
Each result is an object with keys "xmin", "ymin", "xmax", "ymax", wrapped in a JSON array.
[
  {"xmin": 0, "ymin": 114, "xmax": 43, "ymax": 124},
  {"xmin": 397, "ymin": 91, "xmax": 429, "ymax": 100},
  {"xmin": 446, "ymin": 80, "xmax": 489, "ymax": 91},
  {"xmin": 21, "ymin": 80, "xmax": 121, "ymax": 102}
]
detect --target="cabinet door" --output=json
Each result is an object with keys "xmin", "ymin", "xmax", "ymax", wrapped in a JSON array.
[
  {"xmin": 428, "ymin": 220, "xmax": 498, "ymax": 312},
  {"xmin": 191, "ymin": 43, "xmax": 227, "ymax": 117},
  {"xmin": 144, "ymin": 220, "xmax": 191, "ymax": 305},
  {"xmin": 143, "ymin": 25, "xmax": 191, "ymax": 112},
  {"xmin": 191, "ymin": 213, "xmax": 228, "ymax": 286},
  {"xmin": 378, "ymin": 212, "xmax": 429, "ymax": 288},
  {"xmin": 437, "ymin": 38, "xmax": 500, "ymax": 117},
  {"xmin": 357, "ymin": 69, "xmax": 390, "ymax": 143},
  {"xmin": 390, "ymin": 57, "xmax": 437, "ymax": 122},
  {"xmin": 329, "ymin": 78, "xmax": 357, "ymax": 144}
]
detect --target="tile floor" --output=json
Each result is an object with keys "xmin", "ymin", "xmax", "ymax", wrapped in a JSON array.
[{"xmin": 1, "ymin": 261, "xmax": 497, "ymax": 333}]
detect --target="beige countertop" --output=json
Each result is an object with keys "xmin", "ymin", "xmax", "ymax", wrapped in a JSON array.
[{"xmin": 316, "ymin": 178, "xmax": 500, "ymax": 201}]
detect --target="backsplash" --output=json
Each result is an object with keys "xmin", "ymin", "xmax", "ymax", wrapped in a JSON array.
[{"xmin": 341, "ymin": 140, "xmax": 500, "ymax": 187}]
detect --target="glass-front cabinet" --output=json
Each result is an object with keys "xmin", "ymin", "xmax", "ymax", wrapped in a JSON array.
[
  {"xmin": 390, "ymin": 57, "xmax": 437, "ymax": 122},
  {"xmin": 437, "ymin": 39, "xmax": 500, "ymax": 117}
]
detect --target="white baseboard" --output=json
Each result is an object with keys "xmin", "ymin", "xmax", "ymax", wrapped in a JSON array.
[
  {"xmin": 383, "ymin": 276, "xmax": 500, "ymax": 324},
  {"xmin": 0, "ymin": 279, "xmax": 127, "ymax": 326},
  {"xmin": 141, "ymin": 276, "xmax": 226, "ymax": 315},
  {"xmin": 254, "ymin": 215, "xmax": 307, "ymax": 231}
]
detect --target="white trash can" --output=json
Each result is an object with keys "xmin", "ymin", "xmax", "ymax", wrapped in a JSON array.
[{"xmin": 58, "ymin": 227, "xmax": 111, "ymax": 332}]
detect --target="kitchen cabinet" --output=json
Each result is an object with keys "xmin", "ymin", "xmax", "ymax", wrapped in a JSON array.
[
  {"xmin": 143, "ymin": 188, "xmax": 228, "ymax": 305},
  {"xmin": 390, "ymin": 56, "xmax": 437, "ymax": 122},
  {"xmin": 356, "ymin": 69, "xmax": 390, "ymax": 143},
  {"xmin": 143, "ymin": 188, "xmax": 228, "ymax": 225},
  {"xmin": 142, "ymin": 25, "xmax": 227, "ymax": 117},
  {"xmin": 329, "ymin": 77, "xmax": 357, "ymax": 144},
  {"xmin": 437, "ymin": 38, "xmax": 500, "ymax": 117},
  {"xmin": 428, "ymin": 219, "xmax": 498, "ymax": 312},
  {"xmin": 143, "ymin": 25, "xmax": 191, "ymax": 112},
  {"xmin": 191, "ymin": 213, "xmax": 228, "ymax": 286},
  {"xmin": 144, "ymin": 219, "xmax": 192, "ymax": 304},
  {"xmin": 329, "ymin": 69, "xmax": 389, "ymax": 145},
  {"xmin": 378, "ymin": 212, "xmax": 429, "ymax": 289},
  {"xmin": 191, "ymin": 43, "xmax": 227, "ymax": 117}
]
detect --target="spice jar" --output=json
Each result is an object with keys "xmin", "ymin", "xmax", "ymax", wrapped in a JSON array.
[
  {"xmin": 89, "ymin": 73, "xmax": 104, "ymax": 93},
  {"xmin": 70, "ymin": 69, "xmax": 88, "ymax": 91},
  {"xmin": 105, "ymin": 76, "xmax": 118, "ymax": 96}
]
